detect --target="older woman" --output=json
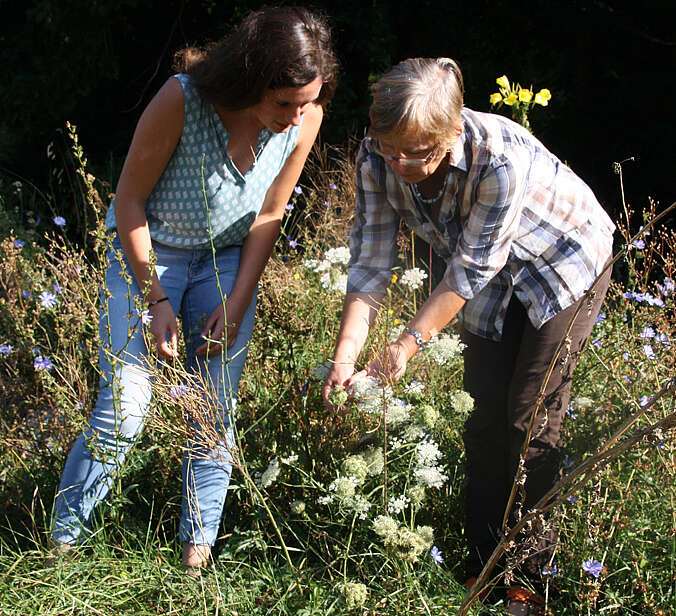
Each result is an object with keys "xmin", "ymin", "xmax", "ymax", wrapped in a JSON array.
[{"xmin": 324, "ymin": 58, "xmax": 614, "ymax": 613}]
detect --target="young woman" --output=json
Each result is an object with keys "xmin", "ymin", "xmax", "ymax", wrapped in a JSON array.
[
  {"xmin": 52, "ymin": 6, "xmax": 337, "ymax": 571},
  {"xmin": 324, "ymin": 58, "xmax": 614, "ymax": 614}
]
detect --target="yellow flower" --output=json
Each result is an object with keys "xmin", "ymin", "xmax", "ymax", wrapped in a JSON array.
[
  {"xmin": 294, "ymin": 273, "xmax": 300, "ymax": 279},
  {"xmin": 393, "ymin": 318, "xmax": 400, "ymax": 325},
  {"xmin": 391, "ymin": 274, "xmax": 398, "ymax": 284},
  {"xmin": 489, "ymin": 92, "xmax": 502, "ymax": 105},
  {"xmin": 534, "ymin": 88, "xmax": 552, "ymax": 106},
  {"xmin": 518, "ymin": 87, "xmax": 533, "ymax": 103},
  {"xmin": 503, "ymin": 92, "xmax": 518, "ymax": 106},
  {"xmin": 496, "ymin": 75, "xmax": 510, "ymax": 90},
  {"xmin": 387, "ymin": 309, "xmax": 394, "ymax": 315}
]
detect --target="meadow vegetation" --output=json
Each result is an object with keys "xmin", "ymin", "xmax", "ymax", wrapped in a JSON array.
[{"xmin": 0, "ymin": 128, "xmax": 674, "ymax": 615}]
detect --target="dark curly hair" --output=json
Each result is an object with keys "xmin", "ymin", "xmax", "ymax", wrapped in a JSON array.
[{"xmin": 173, "ymin": 6, "xmax": 338, "ymax": 110}]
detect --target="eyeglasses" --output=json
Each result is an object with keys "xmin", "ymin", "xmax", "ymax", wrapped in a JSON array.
[{"xmin": 372, "ymin": 140, "xmax": 440, "ymax": 168}]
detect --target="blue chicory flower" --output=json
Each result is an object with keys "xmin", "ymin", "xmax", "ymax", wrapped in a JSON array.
[
  {"xmin": 287, "ymin": 237, "xmax": 298, "ymax": 249},
  {"xmin": 592, "ymin": 339, "xmax": 602, "ymax": 348},
  {"xmin": 639, "ymin": 395, "xmax": 650, "ymax": 407},
  {"xmin": 169, "ymin": 383, "xmax": 189, "ymax": 398},
  {"xmin": 34, "ymin": 355, "xmax": 54, "ymax": 371},
  {"xmin": 594, "ymin": 312, "xmax": 606, "ymax": 324},
  {"xmin": 39, "ymin": 291, "xmax": 57, "ymax": 308},
  {"xmin": 285, "ymin": 203, "xmax": 294, "ymax": 211},
  {"xmin": 430, "ymin": 546, "xmax": 443, "ymax": 564},
  {"xmin": 293, "ymin": 186, "xmax": 303, "ymax": 195},
  {"xmin": 582, "ymin": 558, "xmax": 603, "ymax": 579},
  {"xmin": 640, "ymin": 326, "xmax": 655, "ymax": 338},
  {"xmin": 632, "ymin": 239, "xmax": 645, "ymax": 250},
  {"xmin": 0, "ymin": 344, "xmax": 12, "ymax": 355},
  {"xmin": 329, "ymin": 182, "xmax": 337, "ymax": 190},
  {"xmin": 542, "ymin": 565, "xmax": 559, "ymax": 576},
  {"xmin": 643, "ymin": 345, "xmax": 656, "ymax": 360},
  {"xmin": 567, "ymin": 495, "xmax": 578, "ymax": 504},
  {"xmin": 14, "ymin": 239, "xmax": 25, "ymax": 249},
  {"xmin": 53, "ymin": 216, "xmax": 66, "ymax": 227}
]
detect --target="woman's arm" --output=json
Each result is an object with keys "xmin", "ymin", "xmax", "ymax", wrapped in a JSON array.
[
  {"xmin": 113, "ymin": 77, "xmax": 184, "ymax": 357},
  {"xmin": 321, "ymin": 291, "xmax": 383, "ymax": 403},
  {"xmin": 365, "ymin": 279, "xmax": 466, "ymax": 383},
  {"xmin": 197, "ymin": 103, "xmax": 324, "ymax": 355}
]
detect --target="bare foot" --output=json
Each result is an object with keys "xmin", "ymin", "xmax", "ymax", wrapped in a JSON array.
[{"xmin": 182, "ymin": 542, "xmax": 211, "ymax": 576}]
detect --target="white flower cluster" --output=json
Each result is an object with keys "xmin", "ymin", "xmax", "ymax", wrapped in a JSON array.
[
  {"xmin": 450, "ymin": 390, "xmax": 474, "ymax": 415},
  {"xmin": 256, "ymin": 457, "xmax": 281, "ymax": 489},
  {"xmin": 400, "ymin": 267, "xmax": 428, "ymax": 290},
  {"xmin": 387, "ymin": 494, "xmax": 411, "ymax": 515},
  {"xmin": 372, "ymin": 515, "xmax": 434, "ymax": 563},
  {"xmin": 424, "ymin": 333, "xmax": 466, "ymax": 366},
  {"xmin": 404, "ymin": 380, "xmax": 425, "ymax": 395},
  {"xmin": 338, "ymin": 581, "xmax": 369, "ymax": 610},
  {"xmin": 349, "ymin": 375, "xmax": 393, "ymax": 414},
  {"xmin": 413, "ymin": 437, "xmax": 448, "ymax": 489},
  {"xmin": 304, "ymin": 246, "xmax": 351, "ymax": 295}
]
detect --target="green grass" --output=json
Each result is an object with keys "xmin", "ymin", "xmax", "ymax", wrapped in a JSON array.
[{"xmin": 0, "ymin": 145, "xmax": 674, "ymax": 615}]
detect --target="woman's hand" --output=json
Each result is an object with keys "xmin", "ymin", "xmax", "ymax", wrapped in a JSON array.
[
  {"xmin": 322, "ymin": 361, "xmax": 356, "ymax": 406},
  {"xmin": 365, "ymin": 341, "xmax": 411, "ymax": 384},
  {"xmin": 148, "ymin": 300, "xmax": 179, "ymax": 358},
  {"xmin": 196, "ymin": 296, "xmax": 248, "ymax": 356}
]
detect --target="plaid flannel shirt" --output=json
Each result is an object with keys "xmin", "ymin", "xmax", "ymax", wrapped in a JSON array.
[{"xmin": 347, "ymin": 108, "xmax": 615, "ymax": 341}]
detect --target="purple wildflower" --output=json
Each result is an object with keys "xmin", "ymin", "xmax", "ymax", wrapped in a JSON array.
[
  {"xmin": 582, "ymin": 558, "xmax": 604, "ymax": 579},
  {"xmin": 567, "ymin": 495, "xmax": 578, "ymax": 504},
  {"xmin": 542, "ymin": 565, "xmax": 559, "ymax": 576},
  {"xmin": 53, "ymin": 283, "xmax": 63, "ymax": 294},
  {"xmin": 169, "ymin": 383, "xmax": 189, "ymax": 398},
  {"xmin": 14, "ymin": 239, "xmax": 25, "ymax": 249},
  {"xmin": 324, "ymin": 200, "xmax": 331, "ymax": 206},
  {"xmin": 430, "ymin": 546, "xmax": 443, "ymax": 564},
  {"xmin": 562, "ymin": 455, "xmax": 573, "ymax": 470},
  {"xmin": 592, "ymin": 339, "xmax": 602, "ymax": 348},
  {"xmin": 594, "ymin": 312, "xmax": 606, "ymax": 324},
  {"xmin": 53, "ymin": 216, "xmax": 66, "ymax": 227},
  {"xmin": 136, "ymin": 309, "xmax": 153, "ymax": 325},
  {"xmin": 656, "ymin": 333, "xmax": 670, "ymax": 348},
  {"xmin": 39, "ymin": 291, "xmax": 57, "ymax": 308},
  {"xmin": 632, "ymin": 238, "xmax": 645, "ymax": 250},
  {"xmin": 639, "ymin": 395, "xmax": 650, "ymax": 407},
  {"xmin": 285, "ymin": 203, "xmax": 294, "ymax": 211},
  {"xmin": 643, "ymin": 345, "xmax": 656, "ymax": 360},
  {"xmin": 640, "ymin": 326, "xmax": 655, "ymax": 338},
  {"xmin": 21, "ymin": 290, "xmax": 31, "ymax": 298},
  {"xmin": 293, "ymin": 186, "xmax": 303, "ymax": 195},
  {"xmin": 329, "ymin": 182, "xmax": 338, "ymax": 190},
  {"xmin": 0, "ymin": 345, "xmax": 12, "ymax": 355},
  {"xmin": 34, "ymin": 355, "xmax": 54, "ymax": 371},
  {"xmin": 287, "ymin": 237, "xmax": 298, "ymax": 249}
]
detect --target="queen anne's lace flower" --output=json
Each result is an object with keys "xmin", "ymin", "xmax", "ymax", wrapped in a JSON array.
[
  {"xmin": 338, "ymin": 582, "xmax": 368, "ymax": 609},
  {"xmin": 450, "ymin": 390, "xmax": 474, "ymax": 415},
  {"xmin": 424, "ymin": 333, "xmax": 466, "ymax": 366},
  {"xmin": 362, "ymin": 446, "xmax": 384, "ymax": 476},
  {"xmin": 324, "ymin": 246, "xmax": 351, "ymax": 265},
  {"xmin": 414, "ymin": 465, "xmax": 448, "ymax": 488},
  {"xmin": 372, "ymin": 515, "xmax": 399, "ymax": 539},
  {"xmin": 258, "ymin": 458, "xmax": 281, "ymax": 488},
  {"xmin": 400, "ymin": 267, "xmax": 428, "ymax": 290},
  {"xmin": 342, "ymin": 455, "xmax": 369, "ymax": 483},
  {"xmin": 416, "ymin": 439, "xmax": 443, "ymax": 467},
  {"xmin": 387, "ymin": 494, "xmax": 410, "ymax": 514},
  {"xmin": 385, "ymin": 399, "xmax": 412, "ymax": 426}
]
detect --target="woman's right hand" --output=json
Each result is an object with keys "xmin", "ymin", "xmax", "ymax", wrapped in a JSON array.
[
  {"xmin": 147, "ymin": 299, "xmax": 178, "ymax": 358},
  {"xmin": 322, "ymin": 361, "xmax": 355, "ymax": 406}
]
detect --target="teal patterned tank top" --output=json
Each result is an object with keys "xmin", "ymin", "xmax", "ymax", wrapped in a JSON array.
[{"xmin": 105, "ymin": 73, "xmax": 301, "ymax": 248}]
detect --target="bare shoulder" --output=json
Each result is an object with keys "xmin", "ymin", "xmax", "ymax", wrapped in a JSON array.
[{"xmin": 140, "ymin": 76, "xmax": 185, "ymax": 128}]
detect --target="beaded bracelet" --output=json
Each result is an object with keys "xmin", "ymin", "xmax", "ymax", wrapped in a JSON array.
[
  {"xmin": 403, "ymin": 327, "xmax": 427, "ymax": 350},
  {"xmin": 148, "ymin": 296, "xmax": 169, "ymax": 307}
]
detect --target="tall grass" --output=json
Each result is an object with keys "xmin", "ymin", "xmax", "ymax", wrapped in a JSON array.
[{"xmin": 0, "ymin": 136, "xmax": 673, "ymax": 615}]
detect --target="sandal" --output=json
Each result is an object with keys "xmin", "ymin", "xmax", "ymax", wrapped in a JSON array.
[{"xmin": 505, "ymin": 587, "xmax": 547, "ymax": 616}]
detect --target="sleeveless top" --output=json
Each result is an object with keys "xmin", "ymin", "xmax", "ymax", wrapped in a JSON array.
[{"xmin": 105, "ymin": 73, "xmax": 301, "ymax": 249}]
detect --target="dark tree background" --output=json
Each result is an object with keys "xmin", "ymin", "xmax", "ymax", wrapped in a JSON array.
[{"xmin": 1, "ymin": 0, "xmax": 674, "ymax": 222}]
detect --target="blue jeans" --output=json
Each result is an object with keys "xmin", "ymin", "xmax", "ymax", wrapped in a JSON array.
[{"xmin": 52, "ymin": 236, "xmax": 256, "ymax": 546}]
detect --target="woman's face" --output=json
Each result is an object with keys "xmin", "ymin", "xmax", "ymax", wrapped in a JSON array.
[
  {"xmin": 252, "ymin": 76, "xmax": 323, "ymax": 133},
  {"xmin": 375, "ymin": 130, "xmax": 453, "ymax": 184}
]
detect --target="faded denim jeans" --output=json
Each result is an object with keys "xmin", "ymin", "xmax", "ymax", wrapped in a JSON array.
[{"xmin": 52, "ymin": 235, "xmax": 256, "ymax": 546}]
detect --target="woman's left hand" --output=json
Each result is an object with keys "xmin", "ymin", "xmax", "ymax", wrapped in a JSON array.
[
  {"xmin": 363, "ymin": 341, "xmax": 410, "ymax": 384},
  {"xmin": 196, "ymin": 296, "xmax": 248, "ymax": 355}
]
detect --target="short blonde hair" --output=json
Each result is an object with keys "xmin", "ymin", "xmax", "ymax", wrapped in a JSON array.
[{"xmin": 369, "ymin": 57, "xmax": 464, "ymax": 146}]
